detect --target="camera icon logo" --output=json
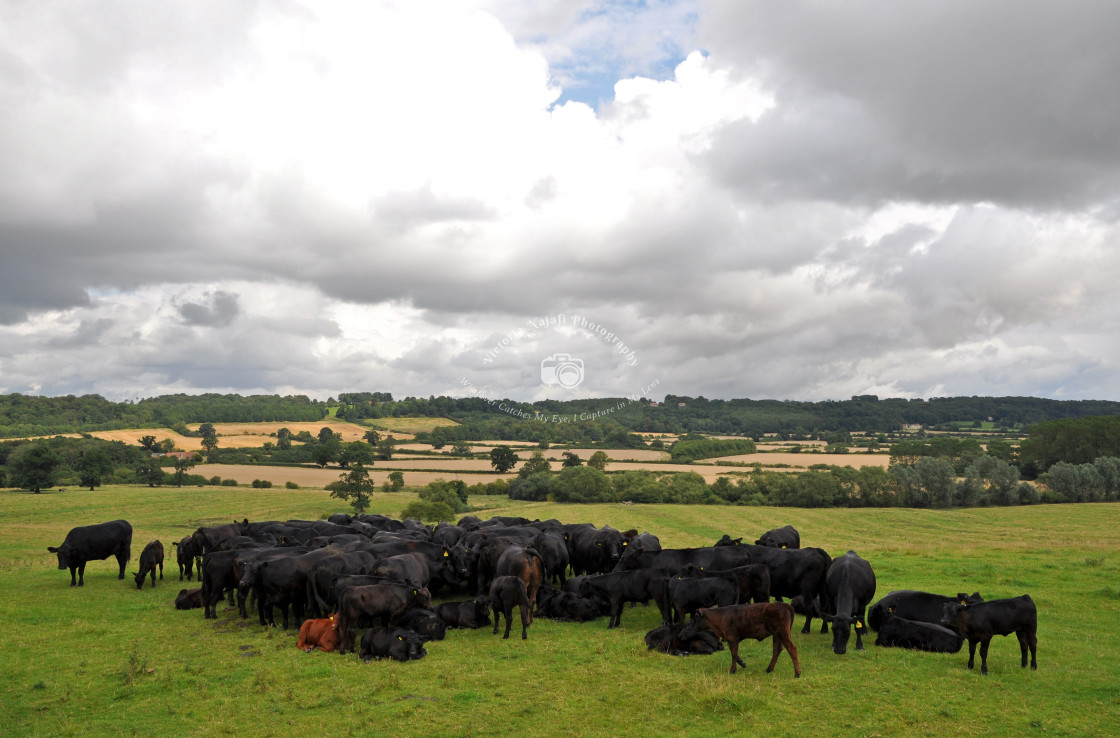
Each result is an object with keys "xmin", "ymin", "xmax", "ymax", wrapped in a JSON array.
[{"xmin": 540, "ymin": 354, "xmax": 585, "ymax": 389}]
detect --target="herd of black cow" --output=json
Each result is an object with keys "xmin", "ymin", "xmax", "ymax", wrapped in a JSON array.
[{"xmin": 46, "ymin": 515, "xmax": 1039, "ymax": 675}]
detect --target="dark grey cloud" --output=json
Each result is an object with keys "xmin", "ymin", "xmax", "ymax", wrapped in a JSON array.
[
  {"xmin": 178, "ymin": 291, "xmax": 241, "ymax": 327},
  {"xmin": 698, "ymin": 0, "xmax": 1120, "ymax": 209}
]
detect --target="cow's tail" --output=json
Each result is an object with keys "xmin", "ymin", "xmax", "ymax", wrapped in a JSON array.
[{"xmin": 813, "ymin": 547, "xmax": 833, "ymax": 620}]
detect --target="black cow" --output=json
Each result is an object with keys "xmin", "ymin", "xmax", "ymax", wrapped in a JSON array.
[
  {"xmin": 306, "ymin": 551, "xmax": 378, "ymax": 618},
  {"xmin": 337, "ymin": 583, "xmax": 433, "ymax": 653},
  {"xmin": 755, "ymin": 525, "xmax": 800, "ymax": 549},
  {"xmin": 644, "ymin": 622, "xmax": 724, "ymax": 656},
  {"xmin": 133, "ymin": 540, "xmax": 164, "ymax": 589},
  {"xmin": 823, "ymin": 550, "xmax": 876, "ymax": 654},
  {"xmin": 714, "ymin": 534, "xmax": 743, "ymax": 547},
  {"xmin": 397, "ymin": 608, "xmax": 447, "ymax": 642},
  {"xmin": 174, "ymin": 588, "xmax": 204, "ymax": 610},
  {"xmin": 359, "ymin": 627, "xmax": 427, "ymax": 662},
  {"xmin": 677, "ymin": 563, "xmax": 771, "ymax": 605},
  {"xmin": 495, "ymin": 546, "xmax": 545, "ymax": 611},
  {"xmin": 668, "ymin": 574, "xmax": 739, "ymax": 623},
  {"xmin": 940, "ymin": 595, "xmax": 1038, "ymax": 675},
  {"xmin": 240, "ymin": 547, "xmax": 337, "ymax": 629},
  {"xmin": 868, "ymin": 590, "xmax": 984, "ymax": 632},
  {"xmin": 435, "ymin": 596, "xmax": 492, "ymax": 629},
  {"xmin": 875, "ymin": 612, "xmax": 964, "ymax": 653},
  {"xmin": 490, "ymin": 575, "xmax": 532, "ymax": 639},
  {"xmin": 535, "ymin": 586, "xmax": 601, "ymax": 623},
  {"xmin": 47, "ymin": 519, "xmax": 132, "ymax": 587},
  {"xmin": 579, "ymin": 569, "xmax": 672, "ymax": 628},
  {"xmin": 614, "ymin": 545, "xmax": 754, "ymax": 576},
  {"xmin": 738, "ymin": 544, "xmax": 832, "ymax": 634},
  {"xmin": 172, "ymin": 536, "xmax": 197, "ymax": 581},
  {"xmin": 567, "ymin": 525, "xmax": 626, "ymax": 576},
  {"xmin": 531, "ymin": 530, "xmax": 570, "ymax": 587}
]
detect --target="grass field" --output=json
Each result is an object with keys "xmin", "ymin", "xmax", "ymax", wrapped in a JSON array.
[{"xmin": 2, "ymin": 487, "xmax": 1118, "ymax": 737}]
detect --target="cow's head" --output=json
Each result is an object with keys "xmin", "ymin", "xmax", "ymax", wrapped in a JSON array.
[
  {"xmin": 411, "ymin": 587, "xmax": 433, "ymax": 609},
  {"xmin": 239, "ymin": 560, "xmax": 263, "ymax": 589},
  {"xmin": 940, "ymin": 601, "xmax": 969, "ymax": 632},
  {"xmin": 47, "ymin": 544, "xmax": 72, "ymax": 569},
  {"xmin": 133, "ymin": 570, "xmax": 146, "ymax": 589},
  {"xmin": 827, "ymin": 613, "xmax": 860, "ymax": 655}
]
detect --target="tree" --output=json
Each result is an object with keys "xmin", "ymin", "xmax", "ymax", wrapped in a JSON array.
[
  {"xmin": 313, "ymin": 440, "xmax": 341, "ymax": 468},
  {"xmin": 490, "ymin": 446, "xmax": 518, "ymax": 473},
  {"xmin": 587, "ymin": 451, "xmax": 610, "ymax": 471},
  {"xmin": 77, "ymin": 448, "xmax": 114, "ymax": 491},
  {"xmin": 339, "ymin": 441, "xmax": 376, "ymax": 468},
  {"xmin": 330, "ymin": 463, "xmax": 375, "ymax": 514},
  {"xmin": 172, "ymin": 454, "xmax": 198, "ymax": 488},
  {"xmin": 9, "ymin": 442, "xmax": 61, "ymax": 493},
  {"xmin": 517, "ymin": 450, "xmax": 551, "ymax": 479},
  {"xmin": 276, "ymin": 427, "xmax": 292, "ymax": 451},
  {"xmin": 157, "ymin": 438, "xmax": 176, "ymax": 454},
  {"xmin": 428, "ymin": 428, "xmax": 446, "ymax": 450},
  {"xmin": 137, "ymin": 459, "xmax": 165, "ymax": 488},
  {"xmin": 418, "ymin": 478, "xmax": 468, "ymax": 512},
  {"xmin": 550, "ymin": 466, "xmax": 611, "ymax": 502},
  {"xmin": 137, "ymin": 435, "xmax": 159, "ymax": 453},
  {"xmin": 319, "ymin": 426, "xmax": 338, "ymax": 444},
  {"xmin": 363, "ymin": 429, "xmax": 382, "ymax": 446},
  {"xmin": 386, "ymin": 471, "xmax": 405, "ymax": 491},
  {"xmin": 198, "ymin": 423, "xmax": 219, "ymax": 454},
  {"xmin": 561, "ymin": 451, "xmax": 582, "ymax": 467},
  {"xmin": 451, "ymin": 443, "xmax": 473, "ymax": 456},
  {"xmin": 377, "ymin": 436, "xmax": 396, "ymax": 461}
]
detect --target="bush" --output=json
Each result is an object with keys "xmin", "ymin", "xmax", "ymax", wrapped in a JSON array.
[
  {"xmin": 401, "ymin": 500, "xmax": 455, "ymax": 523},
  {"xmin": 221, "ymin": 478, "xmax": 238, "ymax": 487},
  {"xmin": 251, "ymin": 479, "xmax": 273, "ymax": 488},
  {"xmin": 507, "ymin": 472, "xmax": 553, "ymax": 501},
  {"xmin": 209, "ymin": 476, "xmax": 222, "ymax": 486},
  {"xmin": 285, "ymin": 481, "xmax": 299, "ymax": 489}
]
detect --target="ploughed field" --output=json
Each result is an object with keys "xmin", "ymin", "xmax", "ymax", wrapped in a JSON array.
[{"xmin": 2, "ymin": 486, "xmax": 1118, "ymax": 737}]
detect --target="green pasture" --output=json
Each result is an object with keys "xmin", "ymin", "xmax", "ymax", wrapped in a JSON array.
[{"xmin": 1, "ymin": 486, "xmax": 1118, "ymax": 737}]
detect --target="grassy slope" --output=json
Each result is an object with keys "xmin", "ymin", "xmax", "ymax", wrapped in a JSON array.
[{"xmin": 2, "ymin": 487, "xmax": 1118, "ymax": 737}]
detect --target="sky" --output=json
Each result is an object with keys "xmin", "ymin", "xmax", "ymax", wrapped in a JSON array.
[{"xmin": 2, "ymin": 0, "xmax": 1120, "ymax": 405}]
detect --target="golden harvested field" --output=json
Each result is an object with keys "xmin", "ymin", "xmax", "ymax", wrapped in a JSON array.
[
  {"xmin": 193, "ymin": 464, "xmax": 511, "ymax": 487},
  {"xmin": 187, "ymin": 420, "xmax": 405, "ymax": 441},
  {"xmin": 89, "ymin": 428, "xmax": 204, "ymax": 450},
  {"xmin": 516, "ymin": 447, "xmax": 671, "ymax": 462},
  {"xmin": 697, "ymin": 451, "xmax": 891, "ymax": 469}
]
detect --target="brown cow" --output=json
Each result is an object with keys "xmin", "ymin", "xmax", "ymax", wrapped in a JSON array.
[
  {"xmin": 297, "ymin": 614, "xmax": 341, "ymax": 652},
  {"xmin": 495, "ymin": 545, "xmax": 545, "ymax": 616},
  {"xmin": 695, "ymin": 602, "xmax": 801, "ymax": 677}
]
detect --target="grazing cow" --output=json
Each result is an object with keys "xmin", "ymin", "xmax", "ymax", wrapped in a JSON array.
[
  {"xmin": 579, "ymin": 569, "xmax": 672, "ymax": 628},
  {"xmin": 678, "ymin": 563, "xmax": 771, "ymax": 605},
  {"xmin": 645, "ymin": 622, "xmax": 724, "ymax": 656},
  {"xmin": 695, "ymin": 603, "xmax": 801, "ymax": 677},
  {"xmin": 172, "ymin": 536, "xmax": 197, "ymax": 581},
  {"xmin": 133, "ymin": 540, "xmax": 165, "ymax": 589},
  {"xmin": 397, "ymin": 608, "xmax": 447, "ymax": 642},
  {"xmin": 868, "ymin": 590, "xmax": 984, "ymax": 632},
  {"xmin": 174, "ymin": 588, "xmax": 204, "ymax": 610},
  {"xmin": 940, "ymin": 595, "xmax": 1038, "ymax": 675},
  {"xmin": 297, "ymin": 614, "xmax": 341, "ymax": 652},
  {"xmin": 490, "ymin": 575, "xmax": 532, "ymax": 640},
  {"xmin": 435, "ymin": 596, "xmax": 492, "ymax": 629},
  {"xmin": 822, "ymin": 551, "xmax": 877, "ymax": 654},
  {"xmin": 668, "ymin": 574, "xmax": 739, "ymax": 623},
  {"xmin": 47, "ymin": 519, "xmax": 133, "ymax": 587},
  {"xmin": 755, "ymin": 525, "xmax": 800, "ymax": 549},
  {"xmin": 359, "ymin": 628, "xmax": 427, "ymax": 662},
  {"xmin": 337, "ymin": 583, "xmax": 433, "ymax": 653},
  {"xmin": 875, "ymin": 612, "xmax": 964, "ymax": 653}
]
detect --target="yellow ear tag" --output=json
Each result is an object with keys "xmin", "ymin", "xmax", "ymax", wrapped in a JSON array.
[
  {"xmin": 397, "ymin": 636, "xmax": 403, "ymax": 641},
  {"xmin": 888, "ymin": 607, "xmax": 894, "ymax": 613},
  {"xmin": 960, "ymin": 600, "xmax": 967, "ymax": 605},
  {"xmin": 856, "ymin": 620, "xmax": 863, "ymax": 628},
  {"xmin": 781, "ymin": 545, "xmax": 787, "ymax": 549},
  {"xmin": 443, "ymin": 551, "xmax": 449, "ymax": 557}
]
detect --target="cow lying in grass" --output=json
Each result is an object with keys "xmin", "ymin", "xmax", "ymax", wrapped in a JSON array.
[
  {"xmin": 297, "ymin": 614, "xmax": 340, "ymax": 653},
  {"xmin": 695, "ymin": 603, "xmax": 801, "ymax": 677}
]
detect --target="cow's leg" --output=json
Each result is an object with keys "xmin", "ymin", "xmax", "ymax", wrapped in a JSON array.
[
  {"xmin": 609, "ymin": 598, "xmax": 622, "ymax": 629},
  {"xmin": 966, "ymin": 638, "xmax": 977, "ymax": 669},
  {"xmin": 69, "ymin": 565, "xmax": 77, "ymax": 587},
  {"xmin": 855, "ymin": 611, "xmax": 866, "ymax": 651},
  {"xmin": 978, "ymin": 638, "xmax": 991, "ymax": 675},
  {"xmin": 492, "ymin": 606, "xmax": 501, "ymax": 635},
  {"xmin": 767, "ymin": 634, "xmax": 783, "ymax": 673},
  {"xmin": 77, "ymin": 563, "xmax": 86, "ymax": 587},
  {"xmin": 1028, "ymin": 630, "xmax": 1038, "ymax": 670},
  {"xmin": 778, "ymin": 630, "xmax": 801, "ymax": 677},
  {"xmin": 727, "ymin": 640, "xmax": 741, "ymax": 674},
  {"xmin": 520, "ymin": 605, "xmax": 529, "ymax": 640},
  {"xmin": 158, "ymin": 561, "xmax": 163, "ymax": 580},
  {"xmin": 116, "ymin": 553, "xmax": 127, "ymax": 580},
  {"xmin": 503, "ymin": 607, "xmax": 513, "ymax": 639}
]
